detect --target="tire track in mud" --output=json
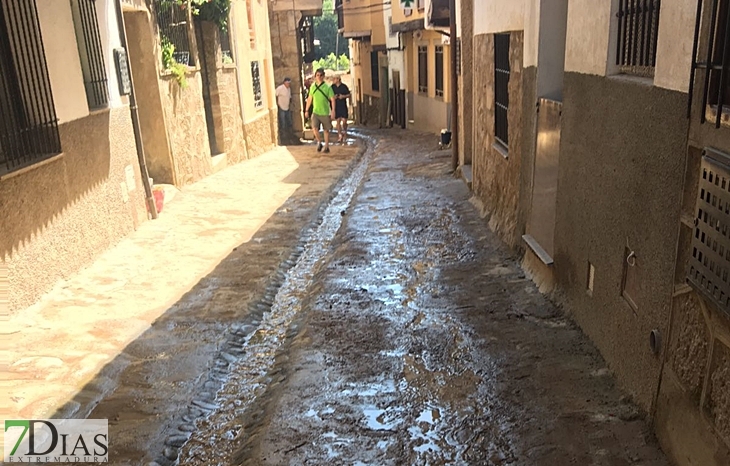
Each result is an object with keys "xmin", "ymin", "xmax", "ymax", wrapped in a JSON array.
[{"xmin": 169, "ymin": 135, "xmax": 377, "ymax": 466}]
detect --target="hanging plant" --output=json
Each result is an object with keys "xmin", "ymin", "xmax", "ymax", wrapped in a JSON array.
[
  {"xmin": 195, "ymin": 0, "xmax": 232, "ymax": 31},
  {"xmin": 161, "ymin": 37, "xmax": 189, "ymax": 89}
]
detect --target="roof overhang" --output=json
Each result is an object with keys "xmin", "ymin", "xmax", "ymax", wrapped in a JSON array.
[
  {"xmin": 342, "ymin": 30, "xmax": 371, "ymax": 39},
  {"xmin": 391, "ymin": 18, "xmax": 424, "ymax": 34}
]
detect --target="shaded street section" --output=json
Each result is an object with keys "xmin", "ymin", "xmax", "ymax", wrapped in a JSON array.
[{"xmin": 178, "ymin": 131, "xmax": 670, "ymax": 466}]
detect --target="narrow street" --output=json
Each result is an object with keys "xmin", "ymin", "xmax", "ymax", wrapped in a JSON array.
[{"xmin": 87, "ymin": 130, "xmax": 669, "ymax": 465}]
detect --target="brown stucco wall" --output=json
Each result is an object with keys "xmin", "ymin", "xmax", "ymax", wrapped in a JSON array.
[
  {"xmin": 160, "ymin": 72, "xmax": 213, "ymax": 186},
  {"xmin": 269, "ymin": 6, "xmax": 305, "ymax": 137},
  {"xmin": 358, "ymin": 95, "xmax": 381, "ymax": 127},
  {"xmin": 1, "ymin": 107, "xmax": 145, "ymax": 315},
  {"xmin": 519, "ymin": 65, "xmax": 538, "ymax": 241},
  {"xmin": 554, "ymin": 72, "xmax": 688, "ymax": 410},
  {"xmin": 245, "ymin": 112, "xmax": 275, "ymax": 158},
  {"xmin": 458, "ymin": 0, "xmax": 473, "ymax": 166},
  {"xmin": 472, "ymin": 31, "xmax": 524, "ymax": 249},
  {"xmin": 123, "ymin": 10, "xmax": 175, "ymax": 185}
]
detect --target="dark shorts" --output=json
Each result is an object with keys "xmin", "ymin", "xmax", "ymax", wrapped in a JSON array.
[{"xmin": 335, "ymin": 107, "xmax": 348, "ymax": 119}]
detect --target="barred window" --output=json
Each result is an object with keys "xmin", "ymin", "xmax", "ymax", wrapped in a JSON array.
[
  {"xmin": 615, "ymin": 0, "xmax": 661, "ymax": 76},
  {"xmin": 251, "ymin": 61, "xmax": 262, "ymax": 108},
  {"xmin": 371, "ymin": 51, "xmax": 380, "ymax": 92},
  {"xmin": 71, "ymin": 0, "xmax": 109, "ymax": 109},
  {"xmin": 418, "ymin": 46, "xmax": 428, "ymax": 94},
  {"xmin": 155, "ymin": 0, "xmax": 195, "ymax": 66},
  {"xmin": 220, "ymin": 26, "xmax": 233, "ymax": 64},
  {"xmin": 0, "ymin": 0, "xmax": 61, "ymax": 175},
  {"xmin": 494, "ymin": 34, "xmax": 510, "ymax": 149},
  {"xmin": 435, "ymin": 45, "xmax": 444, "ymax": 97}
]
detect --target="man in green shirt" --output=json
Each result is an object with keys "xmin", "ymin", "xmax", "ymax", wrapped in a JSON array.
[{"xmin": 304, "ymin": 68, "xmax": 336, "ymax": 153}]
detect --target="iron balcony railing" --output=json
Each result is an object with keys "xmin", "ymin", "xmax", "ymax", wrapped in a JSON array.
[{"xmin": 0, "ymin": 0, "xmax": 61, "ymax": 175}]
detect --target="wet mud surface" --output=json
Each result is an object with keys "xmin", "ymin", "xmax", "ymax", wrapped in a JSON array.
[{"xmin": 177, "ymin": 131, "xmax": 670, "ymax": 466}]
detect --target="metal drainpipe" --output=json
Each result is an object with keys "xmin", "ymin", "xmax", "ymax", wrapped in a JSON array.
[
  {"xmin": 449, "ymin": 0, "xmax": 459, "ymax": 172},
  {"xmin": 114, "ymin": 0, "xmax": 158, "ymax": 219}
]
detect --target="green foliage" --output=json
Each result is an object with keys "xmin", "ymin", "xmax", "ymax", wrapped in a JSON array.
[
  {"xmin": 196, "ymin": 0, "xmax": 232, "ymax": 31},
  {"xmin": 161, "ymin": 38, "xmax": 189, "ymax": 89},
  {"xmin": 159, "ymin": 0, "xmax": 231, "ymax": 30},
  {"xmin": 313, "ymin": 53, "xmax": 350, "ymax": 72},
  {"xmin": 313, "ymin": 0, "xmax": 348, "ymax": 60}
]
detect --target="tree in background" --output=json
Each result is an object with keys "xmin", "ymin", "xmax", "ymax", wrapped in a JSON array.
[
  {"xmin": 313, "ymin": 53, "xmax": 350, "ymax": 72},
  {"xmin": 314, "ymin": 0, "xmax": 349, "ymax": 60}
]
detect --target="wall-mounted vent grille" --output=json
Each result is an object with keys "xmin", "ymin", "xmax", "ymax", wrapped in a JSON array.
[{"xmin": 688, "ymin": 150, "xmax": 730, "ymax": 316}]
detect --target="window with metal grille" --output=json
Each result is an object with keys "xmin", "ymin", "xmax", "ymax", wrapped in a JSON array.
[
  {"xmin": 220, "ymin": 26, "xmax": 233, "ymax": 64},
  {"xmin": 155, "ymin": 0, "xmax": 194, "ymax": 66},
  {"xmin": 689, "ymin": 0, "xmax": 730, "ymax": 127},
  {"xmin": 615, "ymin": 0, "xmax": 661, "ymax": 76},
  {"xmin": 494, "ymin": 33, "xmax": 510, "ymax": 149},
  {"xmin": 251, "ymin": 61, "xmax": 263, "ymax": 108},
  {"xmin": 435, "ymin": 45, "xmax": 444, "ymax": 97},
  {"xmin": 371, "ymin": 51, "xmax": 380, "ymax": 92},
  {"xmin": 71, "ymin": 0, "xmax": 109, "ymax": 109},
  {"xmin": 418, "ymin": 46, "xmax": 428, "ymax": 94},
  {"xmin": 0, "ymin": 0, "xmax": 61, "ymax": 175}
]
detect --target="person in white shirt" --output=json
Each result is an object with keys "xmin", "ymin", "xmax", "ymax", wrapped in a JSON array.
[{"xmin": 275, "ymin": 77, "xmax": 293, "ymax": 144}]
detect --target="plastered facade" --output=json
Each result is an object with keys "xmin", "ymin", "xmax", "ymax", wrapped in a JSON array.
[
  {"xmin": 403, "ymin": 31, "xmax": 451, "ymax": 134},
  {"xmin": 473, "ymin": 0, "xmax": 525, "ymax": 36},
  {"xmin": 2, "ymin": 108, "xmax": 145, "ymax": 315},
  {"xmin": 472, "ymin": 31, "xmax": 524, "ymax": 248},
  {"xmin": 2, "ymin": 1, "xmax": 146, "ymax": 316}
]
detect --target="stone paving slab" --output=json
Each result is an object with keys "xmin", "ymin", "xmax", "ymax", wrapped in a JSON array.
[{"xmin": 0, "ymin": 143, "xmax": 360, "ymax": 429}]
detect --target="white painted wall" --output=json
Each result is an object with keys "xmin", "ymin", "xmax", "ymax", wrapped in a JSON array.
[
  {"xmin": 98, "ymin": 0, "xmax": 126, "ymax": 108},
  {"xmin": 388, "ymin": 50, "xmax": 406, "ymax": 89},
  {"xmin": 37, "ymin": 0, "xmax": 89, "ymax": 123},
  {"xmin": 384, "ymin": 5, "xmax": 400, "ymax": 50},
  {"xmin": 654, "ymin": 0, "xmax": 695, "ymax": 93},
  {"xmin": 524, "ymin": 0, "xmax": 540, "ymax": 68},
  {"xmin": 564, "ymin": 0, "xmax": 613, "ymax": 76},
  {"xmin": 473, "ymin": 0, "xmax": 526, "ymax": 35}
]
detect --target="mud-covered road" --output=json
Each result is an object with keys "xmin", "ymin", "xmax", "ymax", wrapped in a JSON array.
[{"xmin": 169, "ymin": 131, "xmax": 670, "ymax": 466}]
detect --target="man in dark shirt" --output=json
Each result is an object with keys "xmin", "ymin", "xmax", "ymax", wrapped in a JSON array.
[{"xmin": 331, "ymin": 76, "xmax": 351, "ymax": 144}]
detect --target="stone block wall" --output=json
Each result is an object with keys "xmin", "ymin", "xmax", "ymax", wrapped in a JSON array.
[
  {"xmin": 160, "ymin": 72, "xmax": 213, "ymax": 186},
  {"xmin": 472, "ymin": 31, "xmax": 524, "ymax": 249},
  {"xmin": 269, "ymin": 6, "xmax": 305, "ymax": 137},
  {"xmin": 656, "ymin": 290, "xmax": 730, "ymax": 466},
  {"xmin": 458, "ymin": 0, "xmax": 474, "ymax": 166},
  {"xmin": 245, "ymin": 112, "xmax": 276, "ymax": 158}
]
